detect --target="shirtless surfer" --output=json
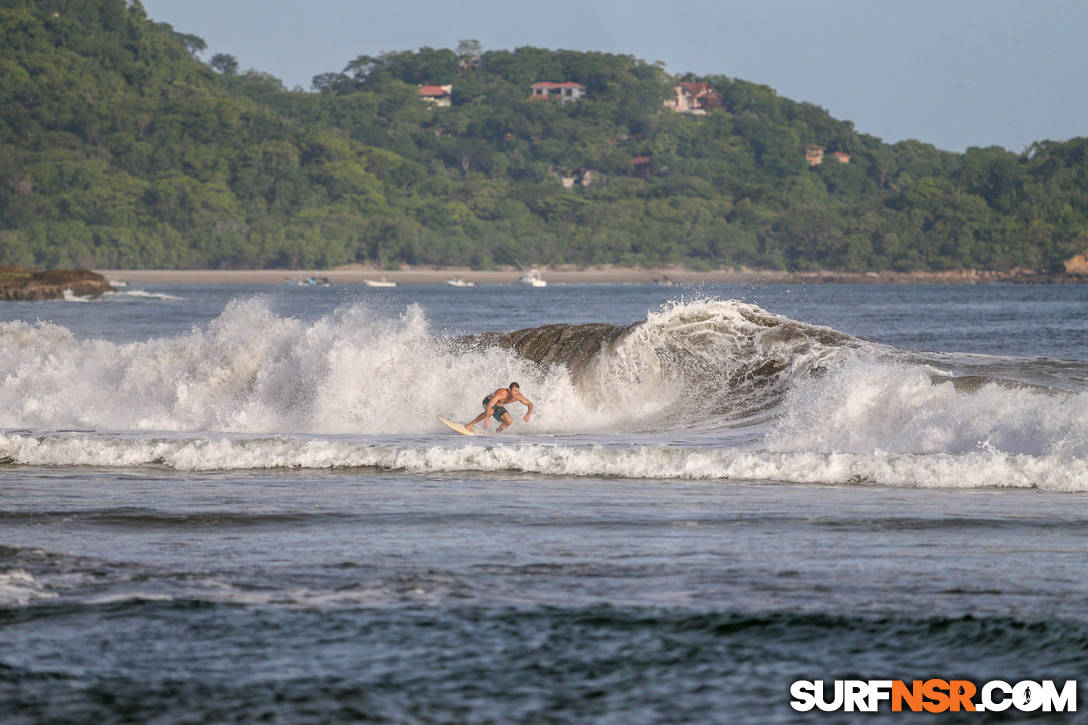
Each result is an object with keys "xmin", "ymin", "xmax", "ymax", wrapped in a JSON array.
[{"xmin": 465, "ymin": 382, "xmax": 533, "ymax": 433}]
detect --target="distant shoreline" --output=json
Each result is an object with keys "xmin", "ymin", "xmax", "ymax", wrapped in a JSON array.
[{"xmin": 94, "ymin": 266, "xmax": 1088, "ymax": 286}]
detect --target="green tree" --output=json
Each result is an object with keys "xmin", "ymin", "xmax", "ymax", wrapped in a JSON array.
[{"xmin": 210, "ymin": 53, "xmax": 238, "ymax": 75}]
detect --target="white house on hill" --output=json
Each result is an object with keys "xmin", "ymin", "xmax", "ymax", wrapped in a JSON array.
[
  {"xmin": 530, "ymin": 82, "xmax": 586, "ymax": 102},
  {"xmin": 663, "ymin": 82, "xmax": 722, "ymax": 115}
]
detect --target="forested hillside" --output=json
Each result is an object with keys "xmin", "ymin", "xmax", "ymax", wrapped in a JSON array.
[{"xmin": 2, "ymin": 0, "xmax": 1087, "ymax": 271}]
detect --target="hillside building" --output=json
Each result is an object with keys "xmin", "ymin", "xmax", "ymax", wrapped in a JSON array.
[
  {"xmin": 663, "ymin": 82, "xmax": 723, "ymax": 115},
  {"xmin": 806, "ymin": 145, "xmax": 853, "ymax": 166},
  {"xmin": 419, "ymin": 85, "xmax": 452, "ymax": 107},
  {"xmin": 530, "ymin": 82, "xmax": 586, "ymax": 102},
  {"xmin": 631, "ymin": 156, "xmax": 654, "ymax": 179},
  {"xmin": 559, "ymin": 168, "xmax": 595, "ymax": 188}
]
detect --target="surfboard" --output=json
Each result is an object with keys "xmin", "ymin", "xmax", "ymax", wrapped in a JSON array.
[{"xmin": 437, "ymin": 416, "xmax": 478, "ymax": 436}]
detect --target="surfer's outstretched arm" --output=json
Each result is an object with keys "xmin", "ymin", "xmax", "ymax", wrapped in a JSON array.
[{"xmin": 515, "ymin": 392, "xmax": 533, "ymax": 422}]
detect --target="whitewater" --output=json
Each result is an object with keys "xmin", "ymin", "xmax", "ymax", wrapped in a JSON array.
[{"xmin": 2, "ymin": 291, "xmax": 1086, "ymax": 491}]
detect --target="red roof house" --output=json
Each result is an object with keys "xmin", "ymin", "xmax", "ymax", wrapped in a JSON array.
[{"xmin": 419, "ymin": 84, "xmax": 452, "ymax": 107}]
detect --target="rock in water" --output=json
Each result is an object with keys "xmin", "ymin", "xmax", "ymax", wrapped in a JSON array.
[{"xmin": 0, "ymin": 266, "xmax": 114, "ymax": 301}]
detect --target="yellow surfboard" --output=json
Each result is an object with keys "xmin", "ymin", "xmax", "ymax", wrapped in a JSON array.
[{"xmin": 437, "ymin": 416, "xmax": 478, "ymax": 436}]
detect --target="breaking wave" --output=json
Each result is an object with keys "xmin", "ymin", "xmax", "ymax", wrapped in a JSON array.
[
  {"xmin": 0, "ymin": 298, "xmax": 856, "ymax": 435},
  {"xmin": 1, "ymin": 297, "xmax": 1086, "ymax": 489}
]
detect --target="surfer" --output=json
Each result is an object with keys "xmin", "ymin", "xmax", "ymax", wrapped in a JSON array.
[{"xmin": 465, "ymin": 383, "xmax": 533, "ymax": 433}]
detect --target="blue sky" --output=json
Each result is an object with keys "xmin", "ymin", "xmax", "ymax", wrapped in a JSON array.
[{"xmin": 142, "ymin": 0, "xmax": 1088, "ymax": 153}]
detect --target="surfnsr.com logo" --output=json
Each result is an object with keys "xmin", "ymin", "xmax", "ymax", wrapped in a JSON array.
[{"xmin": 790, "ymin": 679, "xmax": 1077, "ymax": 713}]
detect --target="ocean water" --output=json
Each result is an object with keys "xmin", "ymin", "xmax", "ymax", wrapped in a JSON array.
[{"xmin": 1, "ymin": 282, "xmax": 1087, "ymax": 723}]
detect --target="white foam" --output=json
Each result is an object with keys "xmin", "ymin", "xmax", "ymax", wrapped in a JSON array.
[
  {"xmin": 0, "ymin": 300, "xmax": 587, "ymax": 434},
  {"xmin": 0, "ymin": 568, "xmax": 57, "ymax": 605},
  {"xmin": 2, "ymin": 431, "xmax": 1085, "ymax": 491},
  {"xmin": 105, "ymin": 289, "xmax": 185, "ymax": 301},
  {"xmin": 60, "ymin": 289, "xmax": 92, "ymax": 303},
  {"xmin": 765, "ymin": 358, "xmax": 1088, "ymax": 458}
]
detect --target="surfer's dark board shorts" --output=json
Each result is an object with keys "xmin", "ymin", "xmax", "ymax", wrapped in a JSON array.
[{"xmin": 482, "ymin": 396, "xmax": 509, "ymax": 421}]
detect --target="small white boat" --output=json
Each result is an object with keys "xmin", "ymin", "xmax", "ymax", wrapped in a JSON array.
[
  {"xmin": 285, "ymin": 275, "xmax": 322, "ymax": 286},
  {"xmin": 518, "ymin": 269, "xmax": 547, "ymax": 287},
  {"xmin": 446, "ymin": 278, "xmax": 475, "ymax": 287},
  {"xmin": 363, "ymin": 277, "xmax": 397, "ymax": 288}
]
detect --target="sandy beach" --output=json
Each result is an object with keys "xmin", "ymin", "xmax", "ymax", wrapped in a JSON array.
[{"xmin": 94, "ymin": 266, "xmax": 1061, "ymax": 286}]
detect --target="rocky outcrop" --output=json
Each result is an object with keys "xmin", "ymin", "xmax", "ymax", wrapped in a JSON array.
[
  {"xmin": 0, "ymin": 266, "xmax": 114, "ymax": 301},
  {"xmin": 1063, "ymin": 253, "xmax": 1088, "ymax": 276}
]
